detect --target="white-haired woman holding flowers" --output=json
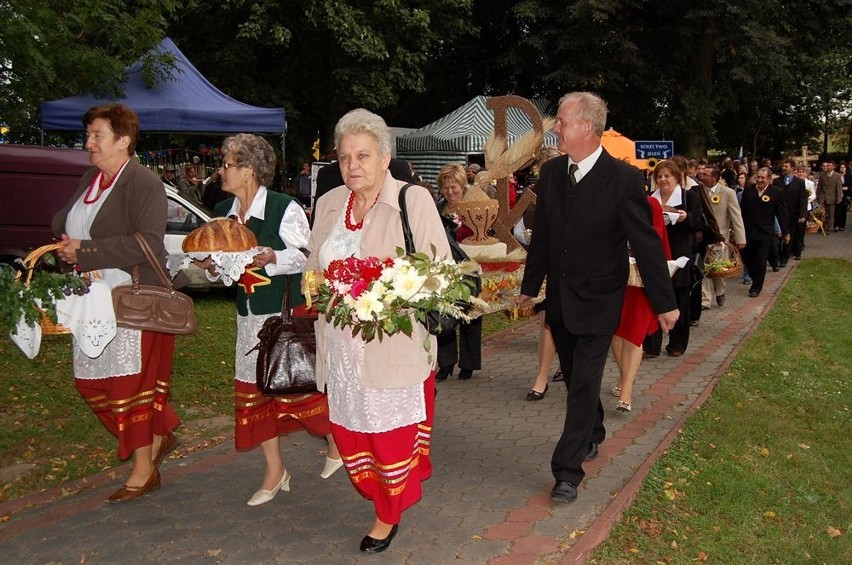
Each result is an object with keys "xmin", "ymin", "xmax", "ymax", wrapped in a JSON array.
[{"xmin": 304, "ymin": 108, "xmax": 451, "ymax": 553}]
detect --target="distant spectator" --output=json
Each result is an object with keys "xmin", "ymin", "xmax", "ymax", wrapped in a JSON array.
[
  {"xmin": 162, "ymin": 164, "xmax": 177, "ymax": 187},
  {"xmin": 297, "ymin": 162, "xmax": 312, "ymax": 206},
  {"xmin": 176, "ymin": 164, "xmax": 201, "ymax": 202}
]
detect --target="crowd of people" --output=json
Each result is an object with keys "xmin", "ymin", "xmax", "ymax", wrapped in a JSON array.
[{"xmin": 51, "ymin": 98, "xmax": 848, "ymax": 555}]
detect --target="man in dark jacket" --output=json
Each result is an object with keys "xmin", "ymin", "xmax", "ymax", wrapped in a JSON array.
[
  {"xmin": 772, "ymin": 158, "xmax": 808, "ymax": 264},
  {"xmin": 741, "ymin": 168, "xmax": 789, "ymax": 297},
  {"xmin": 518, "ymin": 92, "xmax": 677, "ymax": 505}
]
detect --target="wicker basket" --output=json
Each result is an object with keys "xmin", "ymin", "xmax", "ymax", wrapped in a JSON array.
[
  {"xmin": 805, "ymin": 222, "xmax": 819, "ymax": 234},
  {"xmin": 15, "ymin": 244, "xmax": 72, "ymax": 335},
  {"xmin": 704, "ymin": 241, "xmax": 744, "ymax": 279}
]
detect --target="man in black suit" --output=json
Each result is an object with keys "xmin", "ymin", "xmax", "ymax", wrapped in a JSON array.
[
  {"xmin": 518, "ymin": 92, "xmax": 678, "ymax": 504},
  {"xmin": 772, "ymin": 158, "xmax": 808, "ymax": 264},
  {"xmin": 741, "ymin": 167, "xmax": 789, "ymax": 297}
]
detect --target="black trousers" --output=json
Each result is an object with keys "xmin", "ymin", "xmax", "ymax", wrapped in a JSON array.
[
  {"xmin": 782, "ymin": 221, "xmax": 805, "ymax": 262},
  {"xmin": 437, "ymin": 317, "xmax": 482, "ymax": 370},
  {"xmin": 743, "ymin": 239, "xmax": 771, "ymax": 294},
  {"xmin": 768, "ymin": 234, "xmax": 781, "ymax": 268},
  {"xmin": 836, "ymin": 196, "xmax": 849, "ymax": 229},
  {"xmin": 548, "ymin": 322, "xmax": 608, "ymax": 486},
  {"xmin": 644, "ymin": 283, "xmax": 690, "ymax": 355}
]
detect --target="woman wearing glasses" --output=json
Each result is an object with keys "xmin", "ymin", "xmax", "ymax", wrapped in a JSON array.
[{"xmin": 203, "ymin": 134, "xmax": 342, "ymax": 507}]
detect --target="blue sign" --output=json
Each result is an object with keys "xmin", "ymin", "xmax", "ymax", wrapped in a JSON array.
[{"xmin": 635, "ymin": 141, "xmax": 674, "ymax": 160}]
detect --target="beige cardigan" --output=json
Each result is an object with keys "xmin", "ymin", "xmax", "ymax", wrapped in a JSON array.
[{"xmin": 306, "ymin": 172, "xmax": 451, "ymax": 390}]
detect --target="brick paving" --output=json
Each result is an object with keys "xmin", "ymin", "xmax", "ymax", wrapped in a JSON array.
[{"xmin": 0, "ymin": 229, "xmax": 848, "ymax": 564}]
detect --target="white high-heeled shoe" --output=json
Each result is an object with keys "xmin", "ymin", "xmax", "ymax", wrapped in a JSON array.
[
  {"xmin": 320, "ymin": 457, "xmax": 344, "ymax": 479},
  {"xmin": 246, "ymin": 471, "xmax": 291, "ymax": 506}
]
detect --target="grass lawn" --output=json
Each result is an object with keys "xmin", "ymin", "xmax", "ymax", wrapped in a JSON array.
[
  {"xmin": 0, "ymin": 289, "xmax": 523, "ymax": 503},
  {"xmin": 591, "ymin": 258, "xmax": 852, "ymax": 564}
]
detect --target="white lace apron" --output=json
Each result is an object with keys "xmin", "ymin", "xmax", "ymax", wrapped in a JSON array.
[{"xmin": 318, "ymin": 208, "xmax": 425, "ymax": 433}]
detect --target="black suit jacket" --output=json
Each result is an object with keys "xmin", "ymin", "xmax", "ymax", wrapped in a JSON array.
[
  {"xmin": 740, "ymin": 184, "xmax": 789, "ymax": 243},
  {"xmin": 772, "ymin": 175, "xmax": 808, "ymax": 224},
  {"xmin": 521, "ymin": 150, "xmax": 676, "ymax": 335},
  {"xmin": 659, "ymin": 187, "xmax": 705, "ymax": 288}
]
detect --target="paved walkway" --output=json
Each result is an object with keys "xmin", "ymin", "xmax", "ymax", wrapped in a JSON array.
[{"xmin": 1, "ymin": 230, "xmax": 849, "ymax": 564}]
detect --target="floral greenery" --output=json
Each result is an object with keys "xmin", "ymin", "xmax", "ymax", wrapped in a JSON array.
[
  {"xmin": 0, "ymin": 265, "xmax": 88, "ymax": 335},
  {"xmin": 316, "ymin": 247, "xmax": 483, "ymax": 343}
]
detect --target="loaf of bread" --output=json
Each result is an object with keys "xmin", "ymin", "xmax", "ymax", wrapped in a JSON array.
[{"xmin": 182, "ymin": 218, "xmax": 257, "ymax": 252}]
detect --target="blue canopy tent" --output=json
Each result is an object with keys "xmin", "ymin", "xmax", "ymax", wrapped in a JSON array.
[{"xmin": 40, "ymin": 38, "xmax": 286, "ymax": 135}]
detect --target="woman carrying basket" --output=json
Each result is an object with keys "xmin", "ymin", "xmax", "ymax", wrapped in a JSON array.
[{"xmin": 53, "ymin": 103, "xmax": 184, "ymax": 502}]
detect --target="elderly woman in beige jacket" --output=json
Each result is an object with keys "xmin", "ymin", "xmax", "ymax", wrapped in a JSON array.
[{"xmin": 304, "ymin": 108, "xmax": 450, "ymax": 554}]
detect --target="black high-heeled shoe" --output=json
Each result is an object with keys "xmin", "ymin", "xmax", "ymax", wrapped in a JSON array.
[
  {"xmin": 360, "ymin": 524, "xmax": 399, "ymax": 553},
  {"xmin": 435, "ymin": 366, "xmax": 452, "ymax": 381},
  {"xmin": 526, "ymin": 384, "xmax": 548, "ymax": 401}
]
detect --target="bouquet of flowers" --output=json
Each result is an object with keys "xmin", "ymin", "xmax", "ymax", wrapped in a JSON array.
[{"xmin": 316, "ymin": 247, "xmax": 483, "ymax": 344}]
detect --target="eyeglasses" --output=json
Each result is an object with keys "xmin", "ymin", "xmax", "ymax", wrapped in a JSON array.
[{"xmin": 221, "ymin": 162, "xmax": 239, "ymax": 171}]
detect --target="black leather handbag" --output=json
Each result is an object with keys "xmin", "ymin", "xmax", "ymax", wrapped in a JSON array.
[
  {"xmin": 398, "ymin": 184, "xmax": 481, "ymax": 336},
  {"xmin": 249, "ymin": 275, "xmax": 318, "ymax": 396}
]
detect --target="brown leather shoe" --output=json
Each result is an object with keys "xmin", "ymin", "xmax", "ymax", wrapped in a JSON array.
[
  {"xmin": 107, "ymin": 467, "xmax": 161, "ymax": 503},
  {"xmin": 153, "ymin": 432, "xmax": 178, "ymax": 466}
]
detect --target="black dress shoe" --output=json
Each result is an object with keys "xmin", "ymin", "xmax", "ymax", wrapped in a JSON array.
[
  {"xmin": 552, "ymin": 368, "xmax": 564, "ymax": 382},
  {"xmin": 748, "ymin": 291, "xmax": 759, "ymax": 297},
  {"xmin": 716, "ymin": 294, "xmax": 726, "ymax": 307},
  {"xmin": 360, "ymin": 524, "xmax": 399, "ymax": 553},
  {"xmin": 794, "ymin": 255, "xmax": 801, "ymax": 260},
  {"xmin": 779, "ymin": 262, "xmax": 787, "ymax": 268},
  {"xmin": 584, "ymin": 442, "xmax": 600, "ymax": 461},
  {"xmin": 435, "ymin": 366, "xmax": 452, "ymax": 381},
  {"xmin": 772, "ymin": 266, "xmax": 780, "ymax": 272},
  {"xmin": 458, "ymin": 369, "xmax": 473, "ymax": 380},
  {"xmin": 526, "ymin": 384, "xmax": 548, "ymax": 401},
  {"xmin": 550, "ymin": 480, "xmax": 578, "ymax": 503}
]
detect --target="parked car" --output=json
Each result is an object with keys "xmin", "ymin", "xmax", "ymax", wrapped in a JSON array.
[{"xmin": 0, "ymin": 144, "xmax": 216, "ymax": 288}]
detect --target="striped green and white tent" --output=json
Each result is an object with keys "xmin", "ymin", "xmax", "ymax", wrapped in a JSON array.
[{"xmin": 397, "ymin": 96, "xmax": 557, "ymax": 185}]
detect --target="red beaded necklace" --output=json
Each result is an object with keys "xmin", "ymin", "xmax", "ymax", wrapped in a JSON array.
[
  {"xmin": 344, "ymin": 190, "xmax": 380, "ymax": 231},
  {"xmin": 83, "ymin": 159, "xmax": 129, "ymax": 204}
]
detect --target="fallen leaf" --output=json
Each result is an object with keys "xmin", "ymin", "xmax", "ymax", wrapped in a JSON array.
[
  {"xmin": 763, "ymin": 511, "xmax": 776, "ymax": 518},
  {"xmin": 758, "ymin": 447, "xmax": 770, "ymax": 457},
  {"xmin": 826, "ymin": 526, "xmax": 843, "ymax": 538},
  {"xmin": 671, "ymin": 540, "xmax": 678, "ymax": 549},
  {"xmin": 798, "ymin": 443, "xmax": 811, "ymax": 450},
  {"xmin": 569, "ymin": 529, "xmax": 585, "ymax": 539},
  {"xmin": 708, "ymin": 443, "xmax": 716, "ymax": 449},
  {"xmin": 629, "ymin": 547, "xmax": 639, "ymax": 554},
  {"xmin": 206, "ymin": 549, "xmax": 222, "ymax": 556},
  {"xmin": 698, "ymin": 550, "xmax": 708, "ymax": 561}
]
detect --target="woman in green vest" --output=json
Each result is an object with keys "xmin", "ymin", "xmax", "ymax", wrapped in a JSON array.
[{"xmin": 204, "ymin": 134, "xmax": 342, "ymax": 507}]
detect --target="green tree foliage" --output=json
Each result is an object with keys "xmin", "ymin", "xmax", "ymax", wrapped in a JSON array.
[
  {"xmin": 0, "ymin": 1, "xmax": 179, "ymax": 143},
  {"xmin": 169, "ymin": 0, "xmax": 473, "ymax": 168},
  {"xmin": 405, "ymin": 0, "xmax": 851, "ymax": 159}
]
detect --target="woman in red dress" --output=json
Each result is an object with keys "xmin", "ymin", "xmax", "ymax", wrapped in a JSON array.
[{"xmin": 609, "ymin": 197, "xmax": 671, "ymax": 412}]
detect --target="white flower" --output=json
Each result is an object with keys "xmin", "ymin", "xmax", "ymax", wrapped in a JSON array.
[
  {"xmin": 353, "ymin": 289, "xmax": 385, "ymax": 322},
  {"xmin": 332, "ymin": 281, "xmax": 351, "ymax": 295},
  {"xmin": 391, "ymin": 268, "xmax": 427, "ymax": 301}
]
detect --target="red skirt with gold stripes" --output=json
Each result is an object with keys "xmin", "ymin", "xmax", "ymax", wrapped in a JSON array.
[
  {"xmin": 234, "ymin": 380, "xmax": 332, "ymax": 451},
  {"xmin": 75, "ymin": 331, "xmax": 181, "ymax": 460},
  {"xmin": 330, "ymin": 374, "xmax": 435, "ymax": 525}
]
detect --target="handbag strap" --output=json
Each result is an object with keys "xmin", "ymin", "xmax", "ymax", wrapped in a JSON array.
[
  {"xmin": 280, "ymin": 274, "xmax": 292, "ymax": 322},
  {"xmin": 132, "ymin": 232, "xmax": 174, "ymax": 290},
  {"xmin": 398, "ymin": 183, "xmax": 415, "ymax": 254}
]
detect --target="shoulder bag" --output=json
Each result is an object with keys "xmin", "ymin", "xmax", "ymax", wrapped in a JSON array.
[
  {"xmin": 399, "ymin": 184, "xmax": 482, "ymax": 336},
  {"xmin": 112, "ymin": 233, "xmax": 197, "ymax": 335}
]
